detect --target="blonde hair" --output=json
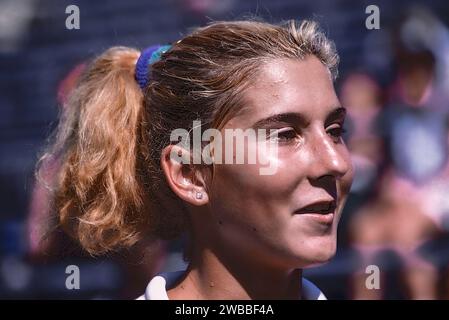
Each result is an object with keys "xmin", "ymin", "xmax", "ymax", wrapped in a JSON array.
[{"xmin": 38, "ymin": 19, "xmax": 339, "ymax": 255}]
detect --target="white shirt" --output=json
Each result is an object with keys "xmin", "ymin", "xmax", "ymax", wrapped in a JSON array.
[{"xmin": 137, "ymin": 270, "xmax": 327, "ymax": 300}]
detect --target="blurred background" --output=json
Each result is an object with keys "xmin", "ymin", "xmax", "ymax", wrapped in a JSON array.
[{"xmin": 1, "ymin": 0, "xmax": 449, "ymax": 299}]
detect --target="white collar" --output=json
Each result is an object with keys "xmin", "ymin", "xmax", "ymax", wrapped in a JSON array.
[{"xmin": 137, "ymin": 270, "xmax": 327, "ymax": 300}]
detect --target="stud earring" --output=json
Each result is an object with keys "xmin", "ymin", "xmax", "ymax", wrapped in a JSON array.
[{"xmin": 195, "ymin": 191, "xmax": 203, "ymax": 200}]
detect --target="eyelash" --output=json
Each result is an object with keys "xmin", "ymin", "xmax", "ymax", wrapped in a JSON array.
[
  {"xmin": 328, "ymin": 126, "xmax": 347, "ymax": 139},
  {"xmin": 269, "ymin": 125, "xmax": 346, "ymax": 144},
  {"xmin": 269, "ymin": 128, "xmax": 298, "ymax": 144},
  {"xmin": 277, "ymin": 129, "xmax": 297, "ymax": 141}
]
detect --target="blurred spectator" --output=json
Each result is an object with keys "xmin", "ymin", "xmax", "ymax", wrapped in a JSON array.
[
  {"xmin": 349, "ymin": 166, "xmax": 442, "ymax": 299},
  {"xmin": 348, "ymin": 9, "xmax": 449, "ymax": 299},
  {"xmin": 340, "ymin": 72, "xmax": 384, "ymax": 194}
]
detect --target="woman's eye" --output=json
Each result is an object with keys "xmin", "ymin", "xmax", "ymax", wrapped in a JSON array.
[
  {"xmin": 269, "ymin": 128, "xmax": 297, "ymax": 143},
  {"xmin": 328, "ymin": 126, "xmax": 347, "ymax": 139}
]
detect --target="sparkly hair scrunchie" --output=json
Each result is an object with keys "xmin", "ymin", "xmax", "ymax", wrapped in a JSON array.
[{"xmin": 135, "ymin": 44, "xmax": 172, "ymax": 90}]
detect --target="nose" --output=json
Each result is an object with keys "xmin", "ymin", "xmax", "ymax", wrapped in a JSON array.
[{"xmin": 307, "ymin": 131, "xmax": 352, "ymax": 181}]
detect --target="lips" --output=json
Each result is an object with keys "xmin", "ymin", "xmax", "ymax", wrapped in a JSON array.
[
  {"xmin": 294, "ymin": 200, "xmax": 337, "ymax": 225},
  {"xmin": 295, "ymin": 200, "xmax": 337, "ymax": 215}
]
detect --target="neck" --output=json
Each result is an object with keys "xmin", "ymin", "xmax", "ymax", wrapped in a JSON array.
[{"xmin": 167, "ymin": 242, "xmax": 302, "ymax": 300}]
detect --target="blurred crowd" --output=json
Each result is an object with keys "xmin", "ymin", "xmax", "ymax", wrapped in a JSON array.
[
  {"xmin": 1, "ymin": 0, "xmax": 449, "ymax": 299},
  {"xmin": 341, "ymin": 8, "xmax": 449, "ymax": 299}
]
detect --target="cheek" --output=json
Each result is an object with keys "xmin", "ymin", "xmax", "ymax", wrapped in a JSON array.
[
  {"xmin": 211, "ymin": 152, "xmax": 304, "ymax": 206},
  {"xmin": 207, "ymin": 160, "xmax": 289, "ymax": 236},
  {"xmin": 208, "ymin": 149, "xmax": 310, "ymax": 246}
]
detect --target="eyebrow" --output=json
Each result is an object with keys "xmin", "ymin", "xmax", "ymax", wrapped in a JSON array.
[
  {"xmin": 325, "ymin": 107, "xmax": 347, "ymax": 126},
  {"xmin": 251, "ymin": 106, "xmax": 346, "ymax": 128}
]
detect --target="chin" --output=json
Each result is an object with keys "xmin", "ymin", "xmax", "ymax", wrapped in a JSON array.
[{"xmin": 291, "ymin": 236, "xmax": 337, "ymax": 268}]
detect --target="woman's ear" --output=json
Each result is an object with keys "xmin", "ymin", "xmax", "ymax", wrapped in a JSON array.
[{"xmin": 160, "ymin": 145, "xmax": 209, "ymax": 206}]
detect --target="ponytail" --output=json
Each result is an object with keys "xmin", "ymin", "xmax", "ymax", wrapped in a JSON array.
[{"xmin": 39, "ymin": 47, "xmax": 150, "ymax": 255}]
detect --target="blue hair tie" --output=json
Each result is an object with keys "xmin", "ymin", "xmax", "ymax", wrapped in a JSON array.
[{"xmin": 135, "ymin": 44, "xmax": 172, "ymax": 90}]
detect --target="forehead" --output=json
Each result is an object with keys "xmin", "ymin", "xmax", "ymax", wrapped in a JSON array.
[{"xmin": 230, "ymin": 56, "xmax": 339, "ymax": 126}]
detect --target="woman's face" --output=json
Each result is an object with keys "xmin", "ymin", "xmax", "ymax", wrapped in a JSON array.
[{"xmin": 207, "ymin": 56, "xmax": 353, "ymax": 269}]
